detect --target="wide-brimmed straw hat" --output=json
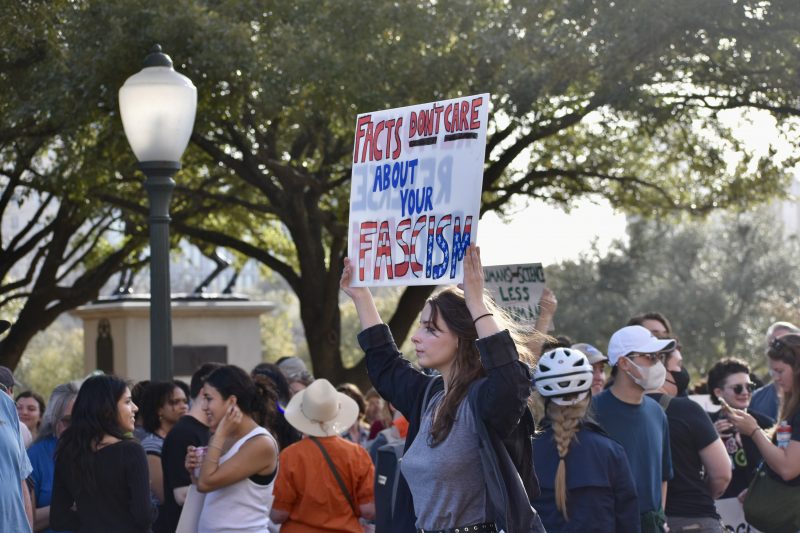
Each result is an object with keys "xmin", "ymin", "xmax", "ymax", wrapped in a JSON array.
[{"xmin": 284, "ymin": 378, "xmax": 359, "ymax": 437}]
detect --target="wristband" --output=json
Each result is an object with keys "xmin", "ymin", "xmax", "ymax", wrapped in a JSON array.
[
  {"xmin": 749, "ymin": 427, "xmax": 761, "ymax": 439},
  {"xmin": 208, "ymin": 442, "xmax": 224, "ymax": 452},
  {"xmin": 473, "ymin": 313, "xmax": 493, "ymax": 325}
]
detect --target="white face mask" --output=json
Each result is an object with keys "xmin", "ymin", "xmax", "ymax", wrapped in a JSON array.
[{"xmin": 625, "ymin": 359, "xmax": 667, "ymax": 391}]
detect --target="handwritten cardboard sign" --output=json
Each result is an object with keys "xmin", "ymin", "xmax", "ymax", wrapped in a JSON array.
[{"xmin": 483, "ymin": 263, "xmax": 546, "ymax": 322}]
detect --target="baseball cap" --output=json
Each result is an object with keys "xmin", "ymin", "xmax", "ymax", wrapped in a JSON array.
[
  {"xmin": 276, "ymin": 357, "xmax": 313, "ymax": 382},
  {"xmin": 571, "ymin": 343, "xmax": 608, "ymax": 365},
  {"xmin": 0, "ymin": 366, "xmax": 15, "ymax": 390},
  {"xmin": 607, "ymin": 325, "xmax": 676, "ymax": 366}
]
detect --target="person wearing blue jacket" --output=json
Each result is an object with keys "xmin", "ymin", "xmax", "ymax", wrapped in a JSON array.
[
  {"xmin": 532, "ymin": 347, "xmax": 640, "ymax": 532},
  {"xmin": 341, "ymin": 245, "xmax": 545, "ymax": 533}
]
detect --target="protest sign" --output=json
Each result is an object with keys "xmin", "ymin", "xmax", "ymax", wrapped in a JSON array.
[
  {"xmin": 347, "ymin": 93, "xmax": 490, "ymax": 287},
  {"xmin": 483, "ymin": 263, "xmax": 546, "ymax": 322},
  {"xmin": 715, "ymin": 497, "xmax": 762, "ymax": 532}
]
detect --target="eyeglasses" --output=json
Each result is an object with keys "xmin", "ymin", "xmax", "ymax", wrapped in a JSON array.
[
  {"xmin": 59, "ymin": 415, "xmax": 72, "ymax": 426},
  {"xmin": 727, "ymin": 382, "xmax": 756, "ymax": 394},
  {"xmin": 628, "ymin": 353, "xmax": 661, "ymax": 362}
]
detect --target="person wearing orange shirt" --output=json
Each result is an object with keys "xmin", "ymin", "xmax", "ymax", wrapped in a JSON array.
[{"xmin": 270, "ymin": 379, "xmax": 375, "ymax": 532}]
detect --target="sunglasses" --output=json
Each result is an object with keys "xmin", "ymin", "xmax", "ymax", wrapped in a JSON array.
[
  {"xmin": 727, "ymin": 382, "xmax": 756, "ymax": 394},
  {"xmin": 627, "ymin": 353, "xmax": 661, "ymax": 362}
]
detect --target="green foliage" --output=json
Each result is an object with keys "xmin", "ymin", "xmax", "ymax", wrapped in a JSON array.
[
  {"xmin": 546, "ymin": 208, "xmax": 800, "ymax": 380},
  {"xmin": 5, "ymin": 0, "xmax": 800, "ymax": 381},
  {"xmin": 339, "ymin": 287, "xmax": 418, "ymax": 369},
  {"xmin": 260, "ymin": 290, "xmax": 309, "ymax": 363},
  {"xmin": 13, "ymin": 321, "xmax": 84, "ymax": 399}
]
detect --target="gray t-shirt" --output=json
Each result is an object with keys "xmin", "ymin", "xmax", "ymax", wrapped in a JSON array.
[{"xmin": 400, "ymin": 390, "xmax": 490, "ymax": 529}]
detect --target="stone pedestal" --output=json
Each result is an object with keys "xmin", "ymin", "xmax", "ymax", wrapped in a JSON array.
[{"xmin": 71, "ymin": 296, "xmax": 274, "ymax": 381}]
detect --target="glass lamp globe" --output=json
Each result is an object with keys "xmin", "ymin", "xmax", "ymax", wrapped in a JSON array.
[{"xmin": 119, "ymin": 45, "xmax": 197, "ymax": 163}]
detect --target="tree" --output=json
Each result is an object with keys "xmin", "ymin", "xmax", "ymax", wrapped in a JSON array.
[
  {"xmin": 0, "ymin": 3, "xmax": 148, "ymax": 370},
  {"xmin": 6, "ymin": 1, "xmax": 800, "ymax": 383},
  {"xmin": 546, "ymin": 209, "xmax": 800, "ymax": 378}
]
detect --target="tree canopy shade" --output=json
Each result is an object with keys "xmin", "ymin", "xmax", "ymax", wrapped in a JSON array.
[
  {"xmin": 545, "ymin": 209, "xmax": 800, "ymax": 379},
  {"xmin": 0, "ymin": 1, "xmax": 149, "ymax": 369},
  {"xmin": 3, "ymin": 0, "xmax": 800, "ymax": 382}
]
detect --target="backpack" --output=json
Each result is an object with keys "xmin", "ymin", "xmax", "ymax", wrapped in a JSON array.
[{"xmin": 372, "ymin": 379, "xmax": 437, "ymax": 533}]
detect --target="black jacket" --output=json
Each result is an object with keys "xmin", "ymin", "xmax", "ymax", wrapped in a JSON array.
[{"xmin": 358, "ymin": 323, "xmax": 542, "ymax": 533}]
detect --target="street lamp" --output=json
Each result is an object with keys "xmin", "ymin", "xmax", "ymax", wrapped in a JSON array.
[{"xmin": 119, "ymin": 44, "xmax": 197, "ymax": 380}]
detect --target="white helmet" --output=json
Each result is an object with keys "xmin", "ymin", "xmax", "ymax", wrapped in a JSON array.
[{"xmin": 534, "ymin": 347, "xmax": 594, "ymax": 405}]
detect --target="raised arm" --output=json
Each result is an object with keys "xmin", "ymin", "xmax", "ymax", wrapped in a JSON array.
[
  {"xmin": 342, "ymin": 257, "xmax": 431, "ymax": 418},
  {"xmin": 197, "ymin": 407, "xmax": 277, "ymax": 493},
  {"xmin": 340, "ymin": 257, "xmax": 382, "ymax": 330},
  {"xmin": 463, "ymin": 246, "xmax": 532, "ymax": 435},
  {"xmin": 529, "ymin": 288, "xmax": 557, "ymax": 356}
]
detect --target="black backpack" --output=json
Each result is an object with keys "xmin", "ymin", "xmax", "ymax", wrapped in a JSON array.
[{"xmin": 372, "ymin": 378, "xmax": 438, "ymax": 533}]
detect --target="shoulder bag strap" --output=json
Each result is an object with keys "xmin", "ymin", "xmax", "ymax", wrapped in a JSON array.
[{"xmin": 309, "ymin": 436, "xmax": 358, "ymax": 516}]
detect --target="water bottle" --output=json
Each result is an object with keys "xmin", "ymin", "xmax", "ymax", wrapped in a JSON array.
[{"xmin": 776, "ymin": 420, "xmax": 791, "ymax": 449}]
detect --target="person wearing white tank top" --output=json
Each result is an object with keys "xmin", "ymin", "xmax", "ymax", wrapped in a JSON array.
[{"xmin": 191, "ymin": 366, "xmax": 280, "ymax": 533}]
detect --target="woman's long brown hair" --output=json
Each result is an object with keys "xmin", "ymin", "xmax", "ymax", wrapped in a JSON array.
[
  {"xmin": 768, "ymin": 333, "xmax": 800, "ymax": 429},
  {"xmin": 426, "ymin": 287, "xmax": 540, "ymax": 446}
]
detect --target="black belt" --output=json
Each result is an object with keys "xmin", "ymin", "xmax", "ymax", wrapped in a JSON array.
[{"xmin": 417, "ymin": 522, "xmax": 497, "ymax": 533}]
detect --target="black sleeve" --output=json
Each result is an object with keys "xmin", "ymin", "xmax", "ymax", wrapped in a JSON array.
[
  {"xmin": 684, "ymin": 399, "xmax": 719, "ymax": 450},
  {"xmin": 50, "ymin": 458, "xmax": 80, "ymax": 531},
  {"xmin": 163, "ymin": 428, "xmax": 193, "ymax": 492},
  {"xmin": 125, "ymin": 441, "xmax": 158, "ymax": 529},
  {"xmin": 474, "ymin": 329, "xmax": 532, "ymax": 436},
  {"xmin": 359, "ymin": 323, "xmax": 433, "ymax": 421}
]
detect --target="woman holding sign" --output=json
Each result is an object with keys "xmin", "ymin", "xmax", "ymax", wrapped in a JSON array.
[{"xmin": 341, "ymin": 244, "xmax": 545, "ymax": 533}]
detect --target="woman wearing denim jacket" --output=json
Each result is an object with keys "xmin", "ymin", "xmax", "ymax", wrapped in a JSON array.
[{"xmin": 341, "ymin": 245, "xmax": 544, "ymax": 533}]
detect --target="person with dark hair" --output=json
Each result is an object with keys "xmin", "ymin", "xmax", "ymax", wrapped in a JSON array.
[
  {"xmin": 26, "ymin": 381, "xmax": 79, "ymax": 533},
  {"xmin": 139, "ymin": 381, "xmax": 188, "ymax": 529},
  {"xmin": 193, "ymin": 365, "xmax": 279, "ymax": 533},
  {"xmin": 252, "ymin": 362, "xmax": 293, "ymax": 407},
  {"xmin": 159, "ymin": 362, "xmax": 221, "ymax": 533},
  {"xmin": 706, "ymin": 358, "xmax": 774, "ymax": 499},
  {"xmin": 341, "ymin": 245, "xmax": 544, "ymax": 533},
  {"xmin": 628, "ymin": 312, "xmax": 673, "ymax": 337},
  {"xmin": 593, "ymin": 325, "xmax": 675, "ymax": 533},
  {"xmin": 130, "ymin": 380, "xmax": 150, "ymax": 441},
  {"xmin": 251, "ymin": 363, "xmax": 301, "ymax": 450},
  {"xmin": 174, "ymin": 379, "xmax": 190, "ymax": 404},
  {"xmin": 16, "ymin": 391, "xmax": 46, "ymax": 442},
  {"xmin": 539, "ymin": 335, "xmax": 573, "ymax": 355},
  {"xmin": 725, "ymin": 333, "xmax": 800, "ymax": 531},
  {"xmin": 647, "ymin": 348, "xmax": 730, "ymax": 532},
  {"xmin": 337, "ymin": 382, "xmax": 370, "ymax": 447},
  {"xmin": 51, "ymin": 374, "xmax": 156, "ymax": 532}
]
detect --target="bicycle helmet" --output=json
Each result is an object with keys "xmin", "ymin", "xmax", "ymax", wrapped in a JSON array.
[{"xmin": 533, "ymin": 347, "xmax": 593, "ymax": 405}]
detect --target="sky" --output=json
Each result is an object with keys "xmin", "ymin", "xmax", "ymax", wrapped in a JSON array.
[
  {"xmin": 479, "ymin": 109, "xmax": 794, "ymax": 267},
  {"xmin": 478, "ymin": 198, "xmax": 627, "ymax": 267}
]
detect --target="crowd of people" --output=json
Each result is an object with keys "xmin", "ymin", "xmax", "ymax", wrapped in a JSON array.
[{"xmin": 0, "ymin": 244, "xmax": 799, "ymax": 533}]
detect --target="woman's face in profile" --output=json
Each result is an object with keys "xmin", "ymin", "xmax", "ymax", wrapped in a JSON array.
[
  {"xmin": 201, "ymin": 384, "xmax": 230, "ymax": 429},
  {"xmin": 116, "ymin": 388, "xmax": 137, "ymax": 434}
]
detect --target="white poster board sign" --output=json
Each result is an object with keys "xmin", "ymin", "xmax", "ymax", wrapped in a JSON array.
[
  {"xmin": 715, "ymin": 497, "xmax": 762, "ymax": 533},
  {"xmin": 483, "ymin": 263, "xmax": 546, "ymax": 322},
  {"xmin": 347, "ymin": 94, "xmax": 490, "ymax": 286}
]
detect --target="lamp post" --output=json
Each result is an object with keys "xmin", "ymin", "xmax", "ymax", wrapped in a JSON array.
[{"xmin": 119, "ymin": 45, "xmax": 197, "ymax": 380}]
